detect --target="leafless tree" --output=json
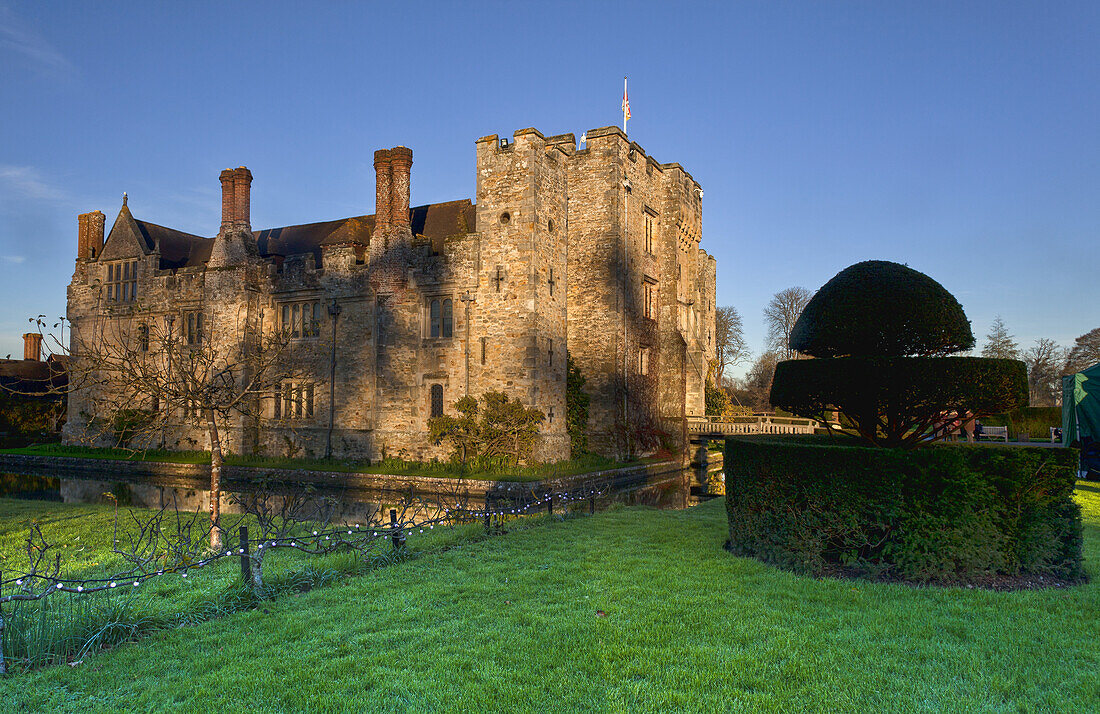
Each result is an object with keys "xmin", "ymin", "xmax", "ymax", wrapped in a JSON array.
[
  {"xmin": 1023, "ymin": 338, "xmax": 1065, "ymax": 407},
  {"xmin": 763, "ymin": 287, "xmax": 812, "ymax": 361},
  {"xmin": 29, "ymin": 305, "xmax": 315, "ymax": 552},
  {"xmin": 713, "ymin": 306, "xmax": 749, "ymax": 384},
  {"xmin": 1064, "ymin": 327, "xmax": 1100, "ymax": 375},
  {"xmin": 742, "ymin": 350, "xmax": 781, "ymax": 412}
]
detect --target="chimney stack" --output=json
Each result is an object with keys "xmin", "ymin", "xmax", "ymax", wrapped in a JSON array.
[
  {"xmin": 22, "ymin": 333, "xmax": 42, "ymax": 361},
  {"xmin": 372, "ymin": 149, "xmax": 392, "ymax": 242},
  {"xmin": 77, "ymin": 210, "xmax": 105, "ymax": 261},
  {"xmin": 233, "ymin": 167, "xmax": 252, "ymax": 230},
  {"xmin": 389, "ymin": 146, "xmax": 413, "ymax": 233},
  {"xmin": 220, "ymin": 169, "xmax": 236, "ymax": 231}
]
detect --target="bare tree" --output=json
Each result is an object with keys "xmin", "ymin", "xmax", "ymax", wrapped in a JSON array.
[
  {"xmin": 713, "ymin": 306, "xmax": 749, "ymax": 383},
  {"xmin": 742, "ymin": 350, "xmax": 781, "ymax": 412},
  {"xmin": 31, "ymin": 306, "xmax": 313, "ymax": 552},
  {"xmin": 1064, "ymin": 327, "xmax": 1100, "ymax": 375},
  {"xmin": 1023, "ymin": 338, "xmax": 1065, "ymax": 407},
  {"xmin": 763, "ymin": 287, "xmax": 812, "ymax": 361},
  {"xmin": 981, "ymin": 316, "xmax": 1020, "ymax": 360}
]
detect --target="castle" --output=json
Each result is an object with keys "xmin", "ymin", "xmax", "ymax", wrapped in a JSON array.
[{"xmin": 64, "ymin": 126, "xmax": 717, "ymax": 461}]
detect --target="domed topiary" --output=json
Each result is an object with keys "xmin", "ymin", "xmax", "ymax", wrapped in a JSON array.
[
  {"xmin": 789, "ymin": 260, "xmax": 974, "ymax": 358},
  {"xmin": 771, "ymin": 260, "xmax": 1027, "ymax": 448}
]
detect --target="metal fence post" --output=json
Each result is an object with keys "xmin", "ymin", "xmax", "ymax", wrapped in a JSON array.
[
  {"xmin": 239, "ymin": 527, "xmax": 251, "ymax": 584},
  {"xmin": 589, "ymin": 492, "xmax": 596, "ymax": 515},
  {"xmin": 483, "ymin": 493, "xmax": 491, "ymax": 532},
  {"xmin": 547, "ymin": 493, "xmax": 553, "ymax": 517},
  {"xmin": 390, "ymin": 508, "xmax": 405, "ymax": 550}
]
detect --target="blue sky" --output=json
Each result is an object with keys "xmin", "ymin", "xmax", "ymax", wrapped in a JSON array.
[{"xmin": 1, "ymin": 1, "xmax": 1096, "ymax": 374}]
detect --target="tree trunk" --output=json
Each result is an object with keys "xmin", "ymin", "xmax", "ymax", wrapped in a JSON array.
[{"xmin": 207, "ymin": 409, "xmax": 224, "ymax": 552}]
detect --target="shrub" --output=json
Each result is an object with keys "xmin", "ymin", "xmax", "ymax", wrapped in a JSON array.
[
  {"xmin": 428, "ymin": 392, "xmax": 545, "ymax": 465},
  {"xmin": 566, "ymin": 356, "xmax": 590, "ymax": 455},
  {"xmin": 724, "ymin": 438, "xmax": 1085, "ymax": 584},
  {"xmin": 789, "ymin": 260, "xmax": 975, "ymax": 358}
]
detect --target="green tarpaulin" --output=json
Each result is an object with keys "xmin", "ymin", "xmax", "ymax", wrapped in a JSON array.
[{"xmin": 1063, "ymin": 362, "xmax": 1100, "ymax": 446}]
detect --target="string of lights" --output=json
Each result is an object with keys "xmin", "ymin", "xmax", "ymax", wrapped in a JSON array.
[{"xmin": 0, "ymin": 485, "xmax": 608, "ymax": 604}]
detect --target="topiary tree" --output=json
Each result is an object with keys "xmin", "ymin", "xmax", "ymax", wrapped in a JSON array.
[{"xmin": 770, "ymin": 260, "xmax": 1028, "ymax": 448}]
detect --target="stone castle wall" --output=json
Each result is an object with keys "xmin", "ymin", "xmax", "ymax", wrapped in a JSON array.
[{"xmin": 65, "ymin": 126, "xmax": 716, "ymax": 463}]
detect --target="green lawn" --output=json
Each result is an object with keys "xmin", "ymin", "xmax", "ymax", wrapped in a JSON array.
[
  {"xmin": 0, "ymin": 444, "xmax": 660, "ymax": 482},
  {"xmin": 1, "ymin": 485, "xmax": 1098, "ymax": 711}
]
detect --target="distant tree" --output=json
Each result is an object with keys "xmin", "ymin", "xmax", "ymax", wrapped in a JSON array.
[
  {"xmin": 713, "ymin": 306, "xmax": 749, "ymax": 383},
  {"xmin": 764, "ymin": 287, "xmax": 812, "ymax": 360},
  {"xmin": 1024, "ymin": 338, "xmax": 1066, "ymax": 406},
  {"xmin": 1064, "ymin": 327, "xmax": 1100, "ymax": 374},
  {"xmin": 743, "ymin": 351, "xmax": 780, "ymax": 412},
  {"xmin": 982, "ymin": 316, "xmax": 1020, "ymax": 360}
]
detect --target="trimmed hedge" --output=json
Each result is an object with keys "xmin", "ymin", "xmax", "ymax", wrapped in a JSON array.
[
  {"xmin": 724, "ymin": 438, "xmax": 1085, "ymax": 584},
  {"xmin": 789, "ymin": 260, "xmax": 974, "ymax": 358},
  {"xmin": 770, "ymin": 356, "xmax": 1028, "ymax": 447}
]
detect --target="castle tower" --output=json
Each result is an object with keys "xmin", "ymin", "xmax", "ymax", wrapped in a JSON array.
[{"xmin": 473, "ymin": 129, "xmax": 570, "ymax": 458}]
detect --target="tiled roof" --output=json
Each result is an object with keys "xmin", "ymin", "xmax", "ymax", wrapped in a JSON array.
[{"xmin": 149, "ymin": 200, "xmax": 475, "ymax": 269}]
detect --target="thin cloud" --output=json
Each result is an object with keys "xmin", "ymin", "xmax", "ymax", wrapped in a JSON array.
[
  {"xmin": 0, "ymin": 255, "xmax": 26, "ymax": 264},
  {"xmin": 0, "ymin": 165, "xmax": 67, "ymax": 203},
  {"xmin": 0, "ymin": 5, "xmax": 76, "ymax": 75}
]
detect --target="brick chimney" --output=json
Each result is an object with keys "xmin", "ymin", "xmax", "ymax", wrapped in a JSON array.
[
  {"xmin": 22, "ymin": 333, "xmax": 42, "ymax": 361},
  {"xmin": 372, "ymin": 149, "xmax": 392, "ymax": 242},
  {"xmin": 233, "ymin": 167, "xmax": 252, "ymax": 230},
  {"xmin": 389, "ymin": 146, "xmax": 413, "ymax": 233},
  {"xmin": 77, "ymin": 210, "xmax": 105, "ymax": 260},
  {"xmin": 220, "ymin": 168, "xmax": 237, "ymax": 231}
]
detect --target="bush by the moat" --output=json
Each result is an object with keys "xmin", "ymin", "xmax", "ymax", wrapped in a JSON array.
[{"xmin": 724, "ymin": 437, "xmax": 1086, "ymax": 585}]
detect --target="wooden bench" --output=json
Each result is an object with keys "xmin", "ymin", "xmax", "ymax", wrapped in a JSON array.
[{"xmin": 976, "ymin": 425, "xmax": 1008, "ymax": 442}]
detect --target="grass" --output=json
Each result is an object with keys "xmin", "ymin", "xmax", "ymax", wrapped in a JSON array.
[
  {"xmin": 0, "ymin": 483, "xmax": 1097, "ymax": 710},
  {"xmin": 0, "ymin": 444, "xmax": 663, "ymax": 482}
]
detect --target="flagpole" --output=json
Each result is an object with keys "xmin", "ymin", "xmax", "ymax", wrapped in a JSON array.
[{"xmin": 623, "ymin": 77, "xmax": 628, "ymax": 131}]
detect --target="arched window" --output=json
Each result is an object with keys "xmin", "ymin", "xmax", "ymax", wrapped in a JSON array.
[
  {"xmin": 430, "ymin": 384, "xmax": 444, "ymax": 418},
  {"xmin": 442, "ymin": 299, "xmax": 453, "ymax": 338}
]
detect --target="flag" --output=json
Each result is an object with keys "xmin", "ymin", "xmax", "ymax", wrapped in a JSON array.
[{"xmin": 622, "ymin": 77, "xmax": 631, "ymax": 129}]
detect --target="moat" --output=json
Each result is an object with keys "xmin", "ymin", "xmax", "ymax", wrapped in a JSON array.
[{"xmin": 0, "ymin": 467, "xmax": 714, "ymax": 520}]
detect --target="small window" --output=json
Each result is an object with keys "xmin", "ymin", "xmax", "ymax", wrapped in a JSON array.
[
  {"xmin": 430, "ymin": 299, "xmax": 441, "ymax": 338},
  {"xmin": 430, "ymin": 384, "xmax": 444, "ymax": 418},
  {"xmin": 280, "ymin": 301, "xmax": 320, "ymax": 338},
  {"xmin": 105, "ymin": 260, "xmax": 138, "ymax": 303},
  {"xmin": 638, "ymin": 348, "xmax": 650, "ymax": 375},
  {"xmin": 138, "ymin": 324, "xmax": 149, "ymax": 352},
  {"xmin": 480, "ymin": 337, "xmax": 487, "ymax": 365},
  {"xmin": 185, "ymin": 311, "xmax": 203, "ymax": 345},
  {"xmin": 442, "ymin": 299, "xmax": 453, "ymax": 338},
  {"xmin": 429, "ymin": 298, "xmax": 453, "ymax": 338},
  {"xmin": 500, "ymin": 212, "xmax": 511, "ymax": 225},
  {"xmin": 644, "ymin": 213, "xmax": 654, "ymax": 254},
  {"xmin": 642, "ymin": 278, "xmax": 657, "ymax": 320},
  {"xmin": 275, "ymin": 381, "xmax": 314, "ymax": 420}
]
